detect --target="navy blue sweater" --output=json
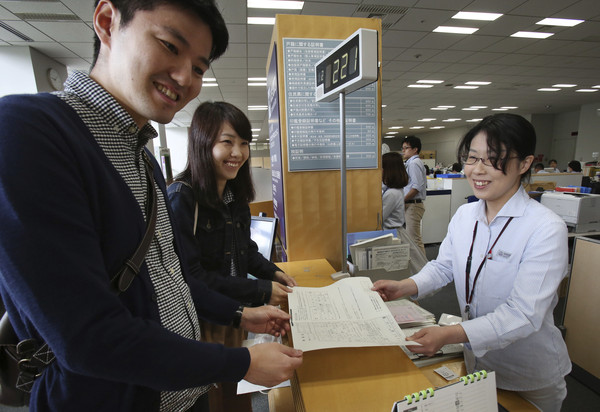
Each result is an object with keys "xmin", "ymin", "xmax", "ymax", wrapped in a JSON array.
[{"xmin": 0, "ymin": 94, "xmax": 250, "ymax": 411}]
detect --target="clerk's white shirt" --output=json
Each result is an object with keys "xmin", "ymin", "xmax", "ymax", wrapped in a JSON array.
[{"xmin": 412, "ymin": 186, "xmax": 571, "ymax": 390}]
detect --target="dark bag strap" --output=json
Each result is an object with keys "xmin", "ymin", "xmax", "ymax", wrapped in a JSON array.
[{"xmin": 110, "ymin": 151, "xmax": 158, "ymax": 293}]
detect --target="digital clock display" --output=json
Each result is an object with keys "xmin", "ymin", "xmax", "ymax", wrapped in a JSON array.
[
  {"xmin": 317, "ymin": 34, "xmax": 360, "ymax": 95},
  {"xmin": 314, "ymin": 28, "xmax": 378, "ymax": 102}
]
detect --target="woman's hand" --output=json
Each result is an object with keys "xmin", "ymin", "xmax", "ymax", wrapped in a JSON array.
[
  {"xmin": 274, "ymin": 270, "xmax": 297, "ymax": 287},
  {"xmin": 269, "ymin": 281, "xmax": 291, "ymax": 306},
  {"xmin": 240, "ymin": 305, "xmax": 291, "ymax": 337}
]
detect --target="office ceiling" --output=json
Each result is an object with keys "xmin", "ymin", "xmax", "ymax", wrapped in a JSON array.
[{"xmin": 1, "ymin": 0, "xmax": 600, "ymax": 142}]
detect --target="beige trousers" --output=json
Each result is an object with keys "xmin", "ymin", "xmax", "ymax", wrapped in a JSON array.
[{"xmin": 404, "ymin": 202, "xmax": 426, "ymax": 256}]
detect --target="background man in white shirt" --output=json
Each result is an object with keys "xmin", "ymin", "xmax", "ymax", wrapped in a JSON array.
[{"xmin": 402, "ymin": 136, "xmax": 427, "ymax": 256}]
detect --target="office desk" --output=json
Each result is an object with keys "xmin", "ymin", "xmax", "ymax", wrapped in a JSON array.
[{"xmin": 274, "ymin": 259, "xmax": 536, "ymax": 412}]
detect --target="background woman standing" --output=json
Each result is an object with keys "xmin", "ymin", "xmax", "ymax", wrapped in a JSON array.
[{"xmin": 382, "ymin": 151, "xmax": 409, "ymax": 230}]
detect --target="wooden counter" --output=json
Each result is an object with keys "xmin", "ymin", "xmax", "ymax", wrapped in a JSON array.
[{"xmin": 273, "ymin": 259, "xmax": 536, "ymax": 411}]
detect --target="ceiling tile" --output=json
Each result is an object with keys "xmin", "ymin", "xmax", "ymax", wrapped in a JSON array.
[
  {"xmin": 28, "ymin": 21, "xmax": 93, "ymax": 42},
  {"xmin": 302, "ymin": 2, "xmax": 354, "ymax": 17},
  {"xmin": 510, "ymin": 0, "xmax": 579, "ymax": 17}
]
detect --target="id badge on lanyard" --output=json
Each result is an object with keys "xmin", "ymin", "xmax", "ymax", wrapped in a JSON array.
[
  {"xmin": 462, "ymin": 304, "xmax": 472, "ymax": 322},
  {"xmin": 464, "ymin": 217, "xmax": 513, "ymax": 323}
]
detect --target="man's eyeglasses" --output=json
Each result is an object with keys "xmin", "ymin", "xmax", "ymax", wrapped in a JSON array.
[
  {"xmin": 402, "ymin": 146, "xmax": 412, "ymax": 151},
  {"xmin": 460, "ymin": 155, "xmax": 518, "ymax": 167}
]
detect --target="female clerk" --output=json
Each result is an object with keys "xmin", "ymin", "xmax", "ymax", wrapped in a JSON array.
[{"xmin": 373, "ymin": 114, "xmax": 570, "ymax": 412}]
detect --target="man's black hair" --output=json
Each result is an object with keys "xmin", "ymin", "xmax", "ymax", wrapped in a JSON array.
[
  {"xmin": 92, "ymin": 0, "xmax": 228, "ymax": 67},
  {"xmin": 403, "ymin": 135, "xmax": 422, "ymax": 153}
]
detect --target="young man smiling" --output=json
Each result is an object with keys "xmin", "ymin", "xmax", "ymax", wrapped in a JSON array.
[{"xmin": 0, "ymin": 1, "xmax": 302, "ymax": 411}]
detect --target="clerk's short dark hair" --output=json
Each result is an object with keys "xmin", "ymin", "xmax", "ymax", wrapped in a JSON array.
[
  {"xmin": 92, "ymin": 0, "xmax": 228, "ymax": 67},
  {"xmin": 457, "ymin": 113, "xmax": 536, "ymax": 181}
]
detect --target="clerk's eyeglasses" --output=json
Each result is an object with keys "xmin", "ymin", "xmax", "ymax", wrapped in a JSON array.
[
  {"xmin": 460, "ymin": 155, "xmax": 518, "ymax": 168},
  {"xmin": 401, "ymin": 145, "xmax": 412, "ymax": 151}
]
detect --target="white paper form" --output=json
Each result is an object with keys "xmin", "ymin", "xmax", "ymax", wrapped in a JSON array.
[{"xmin": 288, "ymin": 277, "xmax": 415, "ymax": 351}]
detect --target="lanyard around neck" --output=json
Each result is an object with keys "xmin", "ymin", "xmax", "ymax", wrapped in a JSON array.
[{"xmin": 464, "ymin": 216, "xmax": 513, "ymax": 318}]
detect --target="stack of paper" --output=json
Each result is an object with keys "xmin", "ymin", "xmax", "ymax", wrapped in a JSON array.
[
  {"xmin": 385, "ymin": 299, "xmax": 436, "ymax": 328},
  {"xmin": 287, "ymin": 277, "xmax": 416, "ymax": 351},
  {"xmin": 349, "ymin": 234, "xmax": 410, "ymax": 271}
]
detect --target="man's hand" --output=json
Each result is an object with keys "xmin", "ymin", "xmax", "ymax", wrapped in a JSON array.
[
  {"xmin": 269, "ymin": 282, "xmax": 291, "ymax": 306},
  {"xmin": 274, "ymin": 271, "xmax": 297, "ymax": 287},
  {"xmin": 240, "ymin": 305, "xmax": 291, "ymax": 337},
  {"xmin": 371, "ymin": 279, "xmax": 417, "ymax": 302},
  {"xmin": 244, "ymin": 343, "xmax": 303, "ymax": 387}
]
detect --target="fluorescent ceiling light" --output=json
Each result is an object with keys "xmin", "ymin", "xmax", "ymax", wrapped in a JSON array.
[
  {"xmin": 454, "ymin": 85, "xmax": 479, "ymax": 89},
  {"xmin": 385, "ymin": 132, "xmax": 396, "ymax": 134},
  {"xmin": 466, "ymin": 118, "xmax": 482, "ymax": 122},
  {"xmin": 462, "ymin": 108, "xmax": 478, "ymax": 111},
  {"xmin": 511, "ymin": 31, "xmax": 553, "ymax": 39},
  {"xmin": 252, "ymin": 128, "xmax": 261, "ymax": 131},
  {"xmin": 202, "ymin": 83, "xmax": 219, "ymax": 87},
  {"xmin": 248, "ymin": 105, "xmax": 268, "ymax": 110},
  {"xmin": 382, "ymin": 104, "xmax": 387, "ymax": 108},
  {"xmin": 433, "ymin": 26, "xmax": 478, "ymax": 34},
  {"xmin": 247, "ymin": 0, "xmax": 304, "ymax": 10},
  {"xmin": 553, "ymin": 84, "xmax": 576, "ymax": 88},
  {"xmin": 417, "ymin": 80, "xmax": 444, "ymax": 84},
  {"xmin": 248, "ymin": 77, "xmax": 267, "ymax": 81},
  {"xmin": 501, "ymin": 106, "xmax": 518, "ymax": 109},
  {"xmin": 538, "ymin": 88, "xmax": 560, "ymax": 91},
  {"xmin": 252, "ymin": 134, "xmax": 259, "ymax": 137},
  {"xmin": 383, "ymin": 135, "xmax": 396, "ymax": 138},
  {"xmin": 248, "ymin": 82, "xmax": 267, "ymax": 86},
  {"xmin": 536, "ymin": 18, "xmax": 583, "ymax": 27},
  {"xmin": 203, "ymin": 78, "xmax": 217, "ymax": 82},
  {"xmin": 492, "ymin": 108, "xmax": 508, "ymax": 111},
  {"xmin": 389, "ymin": 126, "xmax": 403, "ymax": 129},
  {"xmin": 418, "ymin": 118, "xmax": 436, "ymax": 122},
  {"xmin": 470, "ymin": 106, "xmax": 488, "ymax": 109},
  {"xmin": 575, "ymin": 89, "xmax": 598, "ymax": 92},
  {"xmin": 592, "ymin": 85, "xmax": 600, "ymax": 88},
  {"xmin": 465, "ymin": 81, "xmax": 491, "ymax": 85},
  {"xmin": 408, "ymin": 84, "xmax": 434, "ymax": 88},
  {"xmin": 409, "ymin": 126, "xmax": 425, "ymax": 129},
  {"xmin": 452, "ymin": 11, "xmax": 502, "ymax": 21},
  {"xmin": 438, "ymin": 105, "xmax": 455, "ymax": 108},
  {"xmin": 248, "ymin": 17, "xmax": 275, "ymax": 25},
  {"xmin": 430, "ymin": 126, "xmax": 446, "ymax": 129},
  {"xmin": 431, "ymin": 107, "xmax": 448, "ymax": 110},
  {"xmin": 443, "ymin": 118, "xmax": 461, "ymax": 122}
]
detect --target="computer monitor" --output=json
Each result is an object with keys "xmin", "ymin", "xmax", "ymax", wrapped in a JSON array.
[{"xmin": 250, "ymin": 216, "xmax": 278, "ymax": 260}]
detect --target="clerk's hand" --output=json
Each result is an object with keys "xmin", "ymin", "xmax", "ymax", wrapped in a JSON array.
[
  {"xmin": 244, "ymin": 342, "xmax": 303, "ymax": 387},
  {"xmin": 241, "ymin": 305, "xmax": 291, "ymax": 337},
  {"xmin": 274, "ymin": 271, "xmax": 297, "ymax": 287},
  {"xmin": 405, "ymin": 325, "xmax": 468, "ymax": 357},
  {"xmin": 371, "ymin": 279, "xmax": 417, "ymax": 301},
  {"xmin": 269, "ymin": 282, "xmax": 291, "ymax": 306}
]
